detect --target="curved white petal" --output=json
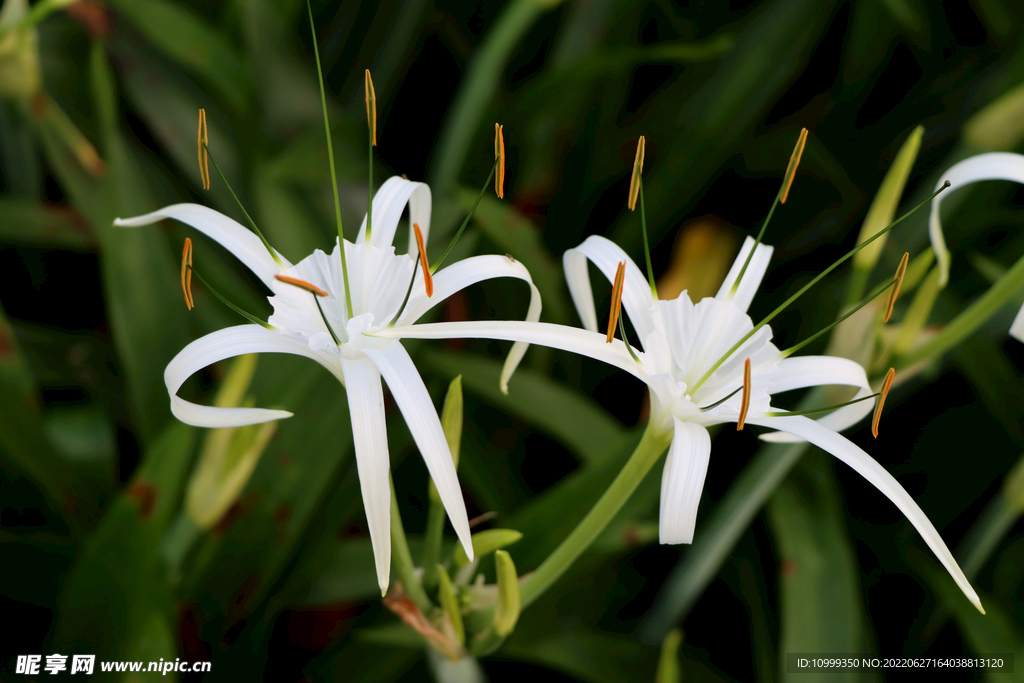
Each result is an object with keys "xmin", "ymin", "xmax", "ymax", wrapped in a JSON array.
[
  {"xmin": 397, "ymin": 254, "xmax": 542, "ymax": 393},
  {"xmin": 114, "ymin": 204, "xmax": 289, "ymax": 288},
  {"xmin": 759, "ymin": 356, "xmax": 874, "ymax": 440},
  {"xmin": 659, "ymin": 420, "xmax": 712, "ymax": 544},
  {"xmin": 340, "ymin": 356, "xmax": 392, "ymax": 595},
  {"xmin": 563, "ymin": 235, "xmax": 656, "ymax": 343},
  {"xmin": 164, "ymin": 325, "xmax": 343, "ymax": 428},
  {"xmin": 356, "ymin": 176, "xmax": 432, "ymax": 253},
  {"xmin": 715, "ymin": 236, "xmax": 774, "ymax": 314},
  {"xmin": 363, "ymin": 342, "xmax": 474, "ymax": 562},
  {"xmin": 379, "ymin": 320, "xmax": 648, "ymax": 385},
  {"xmin": 748, "ymin": 413, "xmax": 983, "ymax": 613},
  {"xmin": 930, "ymin": 152, "xmax": 1024, "ymax": 287}
]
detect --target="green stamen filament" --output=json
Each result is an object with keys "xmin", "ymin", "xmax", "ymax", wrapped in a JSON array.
[
  {"xmin": 764, "ymin": 392, "xmax": 880, "ymax": 418},
  {"xmin": 780, "ymin": 278, "xmax": 894, "ymax": 358},
  {"xmin": 639, "ymin": 177, "xmax": 656, "ymax": 295},
  {"xmin": 308, "ymin": 2, "xmax": 354, "ymax": 319},
  {"xmin": 314, "ymin": 294, "xmax": 342, "ymax": 345},
  {"xmin": 430, "ymin": 157, "xmax": 498, "ymax": 274},
  {"xmin": 187, "ymin": 265, "xmax": 270, "ymax": 329},
  {"xmin": 690, "ymin": 182, "xmax": 950, "ymax": 395}
]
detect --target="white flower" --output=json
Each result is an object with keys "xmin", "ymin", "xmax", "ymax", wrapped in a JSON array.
[
  {"xmin": 927, "ymin": 151, "xmax": 1024, "ymax": 341},
  {"xmin": 115, "ymin": 176, "xmax": 541, "ymax": 594},
  {"xmin": 381, "ymin": 235, "xmax": 982, "ymax": 611}
]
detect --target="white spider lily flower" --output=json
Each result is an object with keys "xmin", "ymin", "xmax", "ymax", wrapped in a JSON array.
[
  {"xmin": 114, "ymin": 176, "xmax": 541, "ymax": 594},
  {"xmin": 381, "ymin": 235, "xmax": 982, "ymax": 612},
  {"xmin": 928, "ymin": 151, "xmax": 1024, "ymax": 341}
]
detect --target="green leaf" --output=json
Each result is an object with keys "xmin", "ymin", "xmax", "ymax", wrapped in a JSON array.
[
  {"xmin": 105, "ymin": 0, "xmax": 249, "ymax": 110},
  {"xmin": 0, "ymin": 198, "xmax": 93, "ymax": 248},
  {"xmin": 768, "ymin": 451, "xmax": 873, "ymax": 683},
  {"xmin": 656, "ymin": 629, "xmax": 683, "ymax": 683},
  {"xmin": 422, "ymin": 349, "xmax": 629, "ymax": 465}
]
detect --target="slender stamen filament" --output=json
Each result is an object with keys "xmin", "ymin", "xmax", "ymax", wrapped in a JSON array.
[
  {"xmin": 184, "ymin": 262, "xmax": 269, "ymax": 328},
  {"xmin": 872, "ymin": 367, "xmax": 895, "ymax": 438},
  {"xmin": 731, "ymin": 127, "xmax": 808, "ymax": 295},
  {"xmin": 736, "ymin": 358, "xmax": 751, "ymax": 430},
  {"xmin": 781, "ymin": 277, "xmax": 894, "ymax": 358},
  {"xmin": 308, "ymin": 2, "xmax": 354, "ymax": 318},
  {"xmin": 883, "ymin": 251, "xmax": 910, "ymax": 323},
  {"xmin": 765, "ymin": 392, "xmax": 881, "ymax": 418},
  {"xmin": 197, "ymin": 109, "xmax": 209, "ymax": 190},
  {"xmin": 495, "ymin": 123, "xmax": 505, "ymax": 199},
  {"xmin": 181, "ymin": 238, "xmax": 194, "ymax": 310},
  {"xmin": 413, "ymin": 223, "xmax": 433, "ymax": 297},
  {"xmin": 431, "ymin": 156, "xmax": 498, "ymax": 274},
  {"xmin": 607, "ymin": 261, "xmax": 626, "ymax": 343},
  {"xmin": 692, "ymin": 182, "xmax": 951, "ymax": 396},
  {"xmin": 389, "ymin": 252, "xmax": 422, "ymax": 328}
]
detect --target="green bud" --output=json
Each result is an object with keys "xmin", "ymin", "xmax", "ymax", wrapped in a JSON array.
[
  {"xmin": 492, "ymin": 550, "xmax": 520, "ymax": 637},
  {"xmin": 655, "ymin": 629, "xmax": 683, "ymax": 683},
  {"xmin": 436, "ymin": 564, "xmax": 465, "ymax": 645},
  {"xmin": 429, "ymin": 375, "xmax": 462, "ymax": 504},
  {"xmin": 853, "ymin": 126, "xmax": 923, "ymax": 271},
  {"xmin": 453, "ymin": 528, "xmax": 523, "ymax": 567}
]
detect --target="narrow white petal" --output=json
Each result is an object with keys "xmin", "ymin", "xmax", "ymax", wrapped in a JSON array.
[
  {"xmin": 748, "ymin": 414, "xmax": 983, "ymax": 612},
  {"xmin": 340, "ymin": 356, "xmax": 392, "ymax": 594},
  {"xmin": 562, "ymin": 235, "xmax": 656, "ymax": 343},
  {"xmin": 380, "ymin": 320, "xmax": 648, "ymax": 384},
  {"xmin": 364, "ymin": 342, "xmax": 473, "ymax": 561},
  {"xmin": 759, "ymin": 355, "xmax": 873, "ymax": 440},
  {"xmin": 164, "ymin": 325, "xmax": 343, "ymax": 428},
  {"xmin": 715, "ymin": 236, "xmax": 774, "ymax": 314},
  {"xmin": 356, "ymin": 176, "xmax": 433, "ymax": 253},
  {"xmin": 659, "ymin": 420, "xmax": 712, "ymax": 544},
  {"xmin": 397, "ymin": 254, "xmax": 542, "ymax": 392},
  {"xmin": 1011, "ymin": 304, "xmax": 1024, "ymax": 343},
  {"xmin": 930, "ymin": 152, "xmax": 1024, "ymax": 287},
  {"xmin": 114, "ymin": 204, "xmax": 289, "ymax": 288}
]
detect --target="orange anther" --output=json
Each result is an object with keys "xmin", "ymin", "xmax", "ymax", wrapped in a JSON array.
[
  {"xmin": 779, "ymin": 127, "xmax": 808, "ymax": 204},
  {"xmin": 606, "ymin": 261, "xmax": 626, "ymax": 343},
  {"xmin": 737, "ymin": 358, "xmax": 751, "ymax": 430},
  {"xmin": 628, "ymin": 136, "xmax": 645, "ymax": 211},
  {"xmin": 274, "ymin": 274, "xmax": 328, "ymax": 297},
  {"xmin": 884, "ymin": 252, "xmax": 910, "ymax": 323},
  {"xmin": 413, "ymin": 223, "xmax": 433, "ymax": 297},
  {"xmin": 197, "ymin": 109, "xmax": 210, "ymax": 190},
  {"xmin": 872, "ymin": 367, "xmax": 895, "ymax": 438},
  {"xmin": 365, "ymin": 69, "xmax": 377, "ymax": 146},
  {"xmin": 181, "ymin": 238, "xmax": 194, "ymax": 310},
  {"xmin": 494, "ymin": 123, "xmax": 505, "ymax": 199}
]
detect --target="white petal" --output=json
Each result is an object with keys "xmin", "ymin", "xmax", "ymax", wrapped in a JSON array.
[
  {"xmin": 164, "ymin": 325, "xmax": 343, "ymax": 428},
  {"xmin": 363, "ymin": 342, "xmax": 474, "ymax": 562},
  {"xmin": 659, "ymin": 419, "xmax": 712, "ymax": 544},
  {"xmin": 759, "ymin": 356, "xmax": 873, "ymax": 441},
  {"xmin": 397, "ymin": 254, "xmax": 542, "ymax": 392},
  {"xmin": 715, "ymin": 236, "xmax": 774, "ymax": 314},
  {"xmin": 356, "ymin": 176, "xmax": 432, "ymax": 253},
  {"xmin": 562, "ymin": 235, "xmax": 656, "ymax": 343},
  {"xmin": 930, "ymin": 152, "xmax": 1024, "ymax": 287},
  {"xmin": 1011, "ymin": 304, "xmax": 1024, "ymax": 343},
  {"xmin": 340, "ymin": 356, "xmax": 392, "ymax": 594},
  {"xmin": 379, "ymin": 320, "xmax": 648, "ymax": 385},
  {"xmin": 748, "ymin": 413, "xmax": 983, "ymax": 613},
  {"xmin": 114, "ymin": 203, "xmax": 289, "ymax": 288}
]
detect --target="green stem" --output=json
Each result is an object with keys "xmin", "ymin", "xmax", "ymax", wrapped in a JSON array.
[
  {"xmin": 390, "ymin": 477, "xmax": 432, "ymax": 612},
  {"xmin": 419, "ymin": 500, "xmax": 447, "ymax": 594},
  {"xmin": 519, "ymin": 422, "xmax": 672, "ymax": 608},
  {"xmin": 895, "ymin": 248, "xmax": 1024, "ymax": 369}
]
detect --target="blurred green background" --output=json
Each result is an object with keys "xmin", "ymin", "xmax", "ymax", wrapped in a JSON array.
[{"xmin": 2, "ymin": 0, "xmax": 1024, "ymax": 680}]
